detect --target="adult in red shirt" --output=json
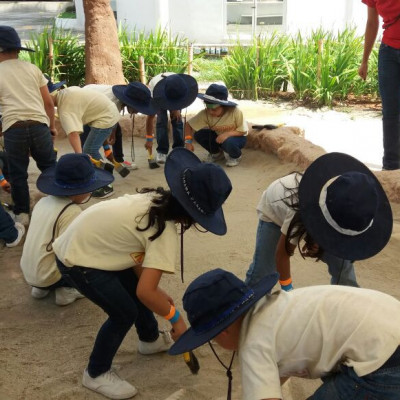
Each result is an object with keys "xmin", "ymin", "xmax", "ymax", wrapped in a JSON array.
[{"xmin": 359, "ymin": 0, "xmax": 400, "ymax": 170}]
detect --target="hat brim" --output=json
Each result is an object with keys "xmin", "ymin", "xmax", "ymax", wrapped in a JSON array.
[
  {"xmin": 164, "ymin": 148, "xmax": 227, "ymax": 235},
  {"xmin": 197, "ymin": 93, "xmax": 237, "ymax": 107},
  {"xmin": 36, "ymin": 166, "xmax": 114, "ymax": 196},
  {"xmin": 299, "ymin": 152, "xmax": 393, "ymax": 260},
  {"xmin": 17, "ymin": 46, "xmax": 35, "ymax": 52},
  {"xmin": 48, "ymin": 81, "xmax": 66, "ymax": 93},
  {"xmin": 169, "ymin": 273, "xmax": 279, "ymax": 355},
  {"xmin": 112, "ymin": 85, "xmax": 157, "ymax": 116},
  {"xmin": 153, "ymin": 74, "xmax": 198, "ymax": 110}
]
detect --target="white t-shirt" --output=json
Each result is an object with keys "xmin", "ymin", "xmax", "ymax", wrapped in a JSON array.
[
  {"xmin": 148, "ymin": 72, "xmax": 175, "ymax": 94},
  {"xmin": 53, "ymin": 193, "xmax": 179, "ymax": 272},
  {"xmin": 54, "ymin": 86, "xmax": 120, "ymax": 134},
  {"xmin": 256, "ymin": 173, "xmax": 300, "ymax": 236},
  {"xmin": 240, "ymin": 286, "xmax": 400, "ymax": 400},
  {"xmin": 20, "ymin": 196, "xmax": 81, "ymax": 287},
  {"xmin": 83, "ymin": 84, "xmax": 123, "ymax": 112},
  {"xmin": 0, "ymin": 59, "xmax": 49, "ymax": 131}
]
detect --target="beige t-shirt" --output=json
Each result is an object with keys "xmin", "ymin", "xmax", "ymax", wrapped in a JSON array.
[
  {"xmin": 188, "ymin": 107, "xmax": 248, "ymax": 135},
  {"xmin": 148, "ymin": 72, "xmax": 175, "ymax": 94},
  {"xmin": 54, "ymin": 86, "xmax": 120, "ymax": 134},
  {"xmin": 0, "ymin": 59, "xmax": 49, "ymax": 131},
  {"xmin": 20, "ymin": 196, "xmax": 82, "ymax": 287},
  {"xmin": 53, "ymin": 193, "xmax": 179, "ymax": 272},
  {"xmin": 240, "ymin": 286, "xmax": 400, "ymax": 400},
  {"xmin": 83, "ymin": 84, "xmax": 123, "ymax": 112}
]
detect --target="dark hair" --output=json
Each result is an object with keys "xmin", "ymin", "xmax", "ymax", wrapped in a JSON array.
[
  {"xmin": 280, "ymin": 172, "xmax": 323, "ymax": 260},
  {"xmin": 136, "ymin": 187, "xmax": 195, "ymax": 241}
]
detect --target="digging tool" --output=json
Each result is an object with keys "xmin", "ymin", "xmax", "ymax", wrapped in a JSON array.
[
  {"xmin": 89, "ymin": 156, "xmax": 114, "ymax": 174},
  {"xmin": 103, "ymin": 147, "xmax": 130, "ymax": 177},
  {"xmin": 183, "ymin": 350, "xmax": 200, "ymax": 374},
  {"xmin": 147, "ymin": 148, "xmax": 160, "ymax": 169}
]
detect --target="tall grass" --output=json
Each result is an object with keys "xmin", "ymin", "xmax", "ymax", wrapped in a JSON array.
[
  {"xmin": 27, "ymin": 25, "xmax": 85, "ymax": 86},
  {"xmin": 119, "ymin": 26, "xmax": 189, "ymax": 84}
]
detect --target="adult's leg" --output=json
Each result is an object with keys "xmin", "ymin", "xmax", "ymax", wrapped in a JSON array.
[
  {"xmin": 378, "ymin": 44, "xmax": 400, "ymax": 170},
  {"xmin": 28, "ymin": 123, "xmax": 57, "ymax": 172},
  {"xmin": 3, "ymin": 127, "xmax": 31, "ymax": 214},
  {"xmin": 194, "ymin": 129, "xmax": 220, "ymax": 154},
  {"xmin": 220, "ymin": 136, "xmax": 247, "ymax": 159},
  {"xmin": 320, "ymin": 252, "xmax": 358, "ymax": 287},
  {"xmin": 83, "ymin": 126, "xmax": 114, "ymax": 160},
  {"xmin": 171, "ymin": 112, "xmax": 184, "ymax": 149},
  {"xmin": 245, "ymin": 220, "xmax": 281, "ymax": 286},
  {"xmin": 0, "ymin": 205, "xmax": 18, "ymax": 243},
  {"xmin": 56, "ymin": 260, "xmax": 158, "ymax": 377},
  {"xmin": 155, "ymin": 109, "xmax": 170, "ymax": 155}
]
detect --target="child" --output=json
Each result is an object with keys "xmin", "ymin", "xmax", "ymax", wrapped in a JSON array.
[
  {"xmin": 246, "ymin": 152, "xmax": 393, "ymax": 289},
  {"xmin": 170, "ymin": 268, "xmax": 400, "ymax": 400},
  {"xmin": 146, "ymin": 73, "xmax": 198, "ymax": 163},
  {"xmin": 49, "ymin": 85, "xmax": 120, "ymax": 198},
  {"xmin": 20, "ymin": 153, "xmax": 114, "ymax": 306},
  {"xmin": 83, "ymin": 81, "xmax": 158, "ymax": 170},
  {"xmin": 0, "ymin": 204, "xmax": 24, "ymax": 247},
  {"xmin": 185, "ymin": 83, "xmax": 248, "ymax": 167},
  {"xmin": 0, "ymin": 26, "xmax": 57, "ymax": 225},
  {"xmin": 52, "ymin": 148, "xmax": 232, "ymax": 399}
]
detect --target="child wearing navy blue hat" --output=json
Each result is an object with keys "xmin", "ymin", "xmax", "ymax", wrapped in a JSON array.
[
  {"xmin": 20, "ymin": 153, "xmax": 114, "ymax": 306},
  {"xmin": 185, "ymin": 83, "xmax": 248, "ymax": 167}
]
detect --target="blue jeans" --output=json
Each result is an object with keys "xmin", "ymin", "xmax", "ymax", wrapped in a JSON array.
[
  {"xmin": 194, "ymin": 128, "xmax": 247, "ymax": 159},
  {"xmin": 4, "ymin": 123, "xmax": 56, "ymax": 214},
  {"xmin": 155, "ymin": 109, "xmax": 183, "ymax": 155},
  {"xmin": 309, "ymin": 364, "xmax": 400, "ymax": 400},
  {"xmin": 82, "ymin": 126, "xmax": 115, "ymax": 160},
  {"xmin": 56, "ymin": 259, "xmax": 159, "ymax": 377},
  {"xmin": 245, "ymin": 220, "xmax": 358, "ymax": 287},
  {"xmin": 378, "ymin": 43, "xmax": 400, "ymax": 170},
  {"xmin": 0, "ymin": 205, "xmax": 18, "ymax": 243}
]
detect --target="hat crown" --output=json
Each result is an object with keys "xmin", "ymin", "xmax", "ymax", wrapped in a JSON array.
[
  {"xmin": 0, "ymin": 25, "xmax": 22, "ymax": 49},
  {"xmin": 182, "ymin": 163, "xmax": 232, "ymax": 215},
  {"xmin": 54, "ymin": 154, "xmax": 96, "ymax": 189},
  {"xmin": 125, "ymin": 82, "xmax": 151, "ymax": 103},
  {"xmin": 164, "ymin": 75, "xmax": 188, "ymax": 100},
  {"xmin": 183, "ymin": 269, "xmax": 252, "ymax": 333},
  {"xmin": 205, "ymin": 84, "xmax": 228, "ymax": 101}
]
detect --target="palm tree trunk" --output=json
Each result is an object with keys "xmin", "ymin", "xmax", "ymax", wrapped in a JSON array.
[{"xmin": 83, "ymin": 0, "xmax": 125, "ymax": 84}]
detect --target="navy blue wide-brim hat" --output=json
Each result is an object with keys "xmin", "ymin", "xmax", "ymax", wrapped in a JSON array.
[
  {"xmin": 153, "ymin": 74, "xmax": 198, "ymax": 110},
  {"xmin": 169, "ymin": 269, "xmax": 279, "ymax": 355},
  {"xmin": 164, "ymin": 148, "xmax": 232, "ymax": 235},
  {"xmin": 0, "ymin": 26, "xmax": 34, "ymax": 52},
  {"xmin": 299, "ymin": 152, "xmax": 393, "ymax": 261},
  {"xmin": 45, "ymin": 75, "xmax": 67, "ymax": 93},
  {"xmin": 112, "ymin": 82, "xmax": 157, "ymax": 115},
  {"xmin": 197, "ymin": 83, "xmax": 237, "ymax": 107},
  {"xmin": 37, "ymin": 153, "xmax": 114, "ymax": 196}
]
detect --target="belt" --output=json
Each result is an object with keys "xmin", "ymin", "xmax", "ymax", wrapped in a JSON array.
[
  {"xmin": 8, "ymin": 120, "xmax": 44, "ymax": 129},
  {"xmin": 377, "ymin": 346, "xmax": 400, "ymax": 371}
]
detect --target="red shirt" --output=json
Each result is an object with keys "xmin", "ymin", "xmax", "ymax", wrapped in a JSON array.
[{"xmin": 363, "ymin": 0, "xmax": 400, "ymax": 48}]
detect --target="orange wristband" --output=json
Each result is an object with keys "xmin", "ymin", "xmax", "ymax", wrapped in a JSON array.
[
  {"xmin": 279, "ymin": 277, "xmax": 292, "ymax": 286},
  {"xmin": 163, "ymin": 305, "xmax": 176, "ymax": 320},
  {"xmin": 0, "ymin": 178, "xmax": 8, "ymax": 187}
]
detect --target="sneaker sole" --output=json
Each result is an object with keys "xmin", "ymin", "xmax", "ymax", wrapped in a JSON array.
[{"xmin": 82, "ymin": 378, "xmax": 138, "ymax": 400}]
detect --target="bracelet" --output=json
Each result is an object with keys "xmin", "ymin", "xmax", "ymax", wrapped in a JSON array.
[
  {"xmin": 185, "ymin": 136, "xmax": 193, "ymax": 140},
  {"xmin": 279, "ymin": 277, "xmax": 292, "ymax": 286},
  {"xmin": 0, "ymin": 177, "xmax": 8, "ymax": 187},
  {"xmin": 103, "ymin": 144, "xmax": 111, "ymax": 151},
  {"xmin": 185, "ymin": 139, "xmax": 193, "ymax": 144},
  {"xmin": 163, "ymin": 305, "xmax": 180, "ymax": 324},
  {"xmin": 145, "ymin": 135, "xmax": 154, "ymax": 142},
  {"xmin": 0, "ymin": 175, "xmax": 4, "ymax": 181}
]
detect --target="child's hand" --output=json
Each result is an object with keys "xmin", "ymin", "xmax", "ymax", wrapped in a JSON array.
[
  {"xmin": 216, "ymin": 132, "xmax": 229, "ymax": 144},
  {"xmin": 144, "ymin": 140, "xmax": 153, "ymax": 151},
  {"xmin": 171, "ymin": 316, "xmax": 187, "ymax": 341},
  {"xmin": 185, "ymin": 142, "xmax": 194, "ymax": 152},
  {"xmin": 170, "ymin": 110, "xmax": 182, "ymax": 122}
]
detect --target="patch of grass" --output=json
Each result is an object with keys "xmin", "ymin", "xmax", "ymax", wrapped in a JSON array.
[
  {"xmin": 57, "ymin": 11, "xmax": 76, "ymax": 19},
  {"xmin": 192, "ymin": 57, "xmax": 224, "ymax": 82}
]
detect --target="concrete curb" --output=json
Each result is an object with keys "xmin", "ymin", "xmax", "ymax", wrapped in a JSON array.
[{"xmin": 0, "ymin": 1, "xmax": 71, "ymax": 13}]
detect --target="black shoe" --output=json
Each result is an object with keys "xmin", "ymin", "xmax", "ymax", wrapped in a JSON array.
[{"xmin": 92, "ymin": 185, "xmax": 114, "ymax": 199}]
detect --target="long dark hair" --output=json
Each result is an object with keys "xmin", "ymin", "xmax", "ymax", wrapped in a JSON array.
[
  {"xmin": 136, "ymin": 187, "xmax": 195, "ymax": 241},
  {"xmin": 280, "ymin": 172, "xmax": 323, "ymax": 260}
]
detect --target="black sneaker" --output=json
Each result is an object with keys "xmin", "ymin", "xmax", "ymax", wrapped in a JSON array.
[{"xmin": 92, "ymin": 185, "xmax": 114, "ymax": 199}]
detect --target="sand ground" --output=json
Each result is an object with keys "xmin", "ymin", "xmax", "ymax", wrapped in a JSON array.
[{"xmin": 1, "ymin": 125, "xmax": 400, "ymax": 400}]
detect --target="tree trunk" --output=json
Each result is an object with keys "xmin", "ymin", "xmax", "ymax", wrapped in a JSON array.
[{"xmin": 83, "ymin": 0, "xmax": 125, "ymax": 85}]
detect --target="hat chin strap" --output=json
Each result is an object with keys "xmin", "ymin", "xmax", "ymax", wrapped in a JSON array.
[{"xmin": 319, "ymin": 176, "xmax": 373, "ymax": 236}]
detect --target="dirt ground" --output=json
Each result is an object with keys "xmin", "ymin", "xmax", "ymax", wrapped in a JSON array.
[{"xmin": 1, "ymin": 128, "xmax": 400, "ymax": 400}]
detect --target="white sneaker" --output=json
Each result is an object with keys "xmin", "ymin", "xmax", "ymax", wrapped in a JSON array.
[
  {"xmin": 121, "ymin": 160, "xmax": 138, "ymax": 170},
  {"xmin": 138, "ymin": 330, "xmax": 173, "ymax": 355},
  {"xmin": 156, "ymin": 152, "xmax": 167, "ymax": 164},
  {"xmin": 13, "ymin": 212, "xmax": 30, "ymax": 226},
  {"xmin": 225, "ymin": 155, "xmax": 242, "ymax": 167},
  {"xmin": 5, "ymin": 222, "xmax": 25, "ymax": 247},
  {"xmin": 82, "ymin": 368, "xmax": 138, "ymax": 399},
  {"xmin": 31, "ymin": 287, "xmax": 50, "ymax": 299},
  {"xmin": 55, "ymin": 287, "xmax": 85, "ymax": 306},
  {"xmin": 205, "ymin": 151, "xmax": 224, "ymax": 163}
]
